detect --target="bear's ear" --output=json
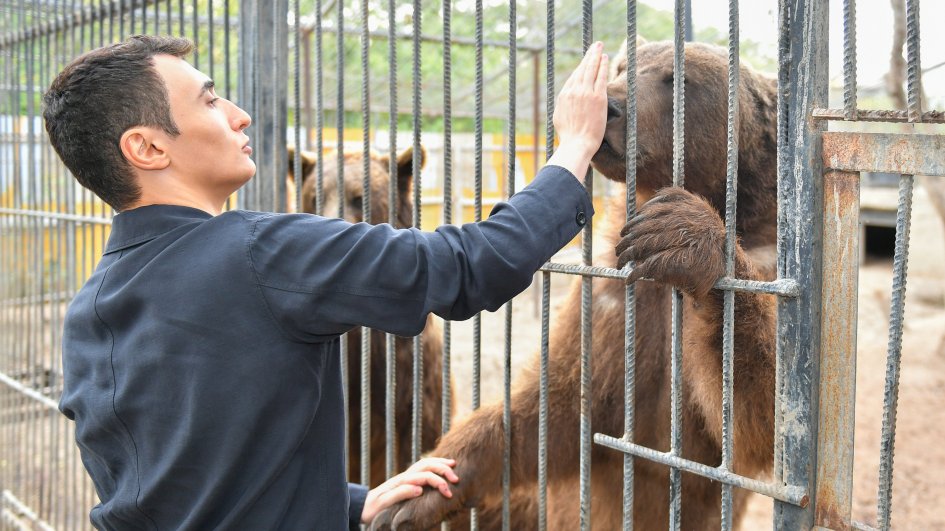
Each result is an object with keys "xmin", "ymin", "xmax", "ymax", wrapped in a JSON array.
[
  {"xmin": 394, "ymin": 145, "xmax": 426, "ymax": 194},
  {"xmin": 286, "ymin": 146, "xmax": 318, "ymax": 185},
  {"xmin": 610, "ymin": 37, "xmax": 649, "ymax": 81}
]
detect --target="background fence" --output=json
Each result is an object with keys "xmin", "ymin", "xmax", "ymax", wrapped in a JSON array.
[{"xmin": 1, "ymin": 0, "xmax": 942, "ymax": 530}]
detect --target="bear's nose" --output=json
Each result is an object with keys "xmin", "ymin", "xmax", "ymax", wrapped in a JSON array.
[{"xmin": 606, "ymin": 97, "xmax": 623, "ymax": 124}]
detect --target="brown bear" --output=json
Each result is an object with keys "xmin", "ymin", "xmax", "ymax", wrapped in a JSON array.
[
  {"xmin": 369, "ymin": 39, "xmax": 780, "ymax": 530},
  {"xmin": 286, "ymin": 146, "xmax": 454, "ymax": 488}
]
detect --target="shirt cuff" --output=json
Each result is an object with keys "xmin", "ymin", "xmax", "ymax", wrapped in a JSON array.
[{"xmin": 348, "ymin": 482, "xmax": 369, "ymax": 530}]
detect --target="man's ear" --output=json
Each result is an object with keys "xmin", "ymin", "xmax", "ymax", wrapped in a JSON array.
[
  {"xmin": 287, "ymin": 146, "xmax": 318, "ymax": 185},
  {"xmin": 394, "ymin": 145, "xmax": 426, "ymax": 195},
  {"xmin": 119, "ymin": 127, "xmax": 170, "ymax": 171}
]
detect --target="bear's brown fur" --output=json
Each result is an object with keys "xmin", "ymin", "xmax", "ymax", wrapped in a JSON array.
[
  {"xmin": 287, "ymin": 146, "xmax": 454, "ymax": 488},
  {"xmin": 371, "ymin": 40, "xmax": 780, "ymax": 530}
]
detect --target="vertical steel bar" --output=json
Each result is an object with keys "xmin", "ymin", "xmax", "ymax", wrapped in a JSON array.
[
  {"xmin": 192, "ymin": 0, "xmax": 199, "ymax": 68},
  {"xmin": 669, "ymin": 1, "xmax": 686, "ymax": 528},
  {"xmin": 876, "ymin": 174, "xmax": 914, "ymax": 531},
  {"xmin": 842, "ymin": 0, "xmax": 856, "ymax": 120},
  {"xmin": 773, "ymin": 0, "xmax": 828, "ymax": 528},
  {"xmin": 441, "ymin": 0, "xmax": 453, "ymax": 442},
  {"xmin": 539, "ymin": 5, "xmax": 554, "ymax": 527},
  {"xmin": 720, "ymin": 1, "xmax": 739, "ymax": 528},
  {"xmin": 314, "ymin": 1, "xmax": 324, "ymax": 215},
  {"xmin": 384, "ymin": 0, "xmax": 397, "ymax": 482},
  {"xmin": 208, "ymin": 0, "xmax": 214, "ymax": 99},
  {"xmin": 410, "ymin": 0, "xmax": 423, "ymax": 466},
  {"xmin": 293, "ymin": 0, "xmax": 300, "ymax": 214},
  {"xmin": 538, "ymin": 270, "xmax": 550, "ymax": 531},
  {"xmin": 579, "ymin": 1, "xmax": 593, "ymax": 527},
  {"xmin": 904, "ymin": 0, "xmax": 920, "ymax": 123},
  {"xmin": 622, "ymin": 2, "xmax": 638, "ymax": 529},
  {"xmin": 359, "ymin": 0, "xmax": 371, "ymax": 487},
  {"xmin": 501, "ymin": 1, "xmax": 516, "ymax": 528},
  {"xmin": 814, "ymin": 170, "xmax": 860, "ymax": 530},
  {"xmin": 471, "ymin": 1, "xmax": 483, "ymax": 527}
]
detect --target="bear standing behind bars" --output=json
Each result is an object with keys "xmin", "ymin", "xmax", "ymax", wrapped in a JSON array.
[{"xmin": 371, "ymin": 38, "xmax": 780, "ymax": 530}]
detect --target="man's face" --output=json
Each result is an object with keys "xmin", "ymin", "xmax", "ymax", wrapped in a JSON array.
[{"xmin": 152, "ymin": 54, "xmax": 255, "ymax": 194}]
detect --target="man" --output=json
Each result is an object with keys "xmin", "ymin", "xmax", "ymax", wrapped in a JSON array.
[{"xmin": 43, "ymin": 35, "xmax": 608, "ymax": 529}]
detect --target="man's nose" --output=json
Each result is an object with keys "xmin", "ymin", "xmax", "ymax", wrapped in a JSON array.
[{"xmin": 229, "ymin": 101, "xmax": 252, "ymax": 131}]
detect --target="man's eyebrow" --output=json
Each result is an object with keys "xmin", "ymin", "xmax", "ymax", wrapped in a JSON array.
[{"xmin": 199, "ymin": 80, "xmax": 215, "ymax": 97}]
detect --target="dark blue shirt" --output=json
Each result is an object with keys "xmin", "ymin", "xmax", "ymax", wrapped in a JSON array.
[{"xmin": 59, "ymin": 165, "xmax": 592, "ymax": 530}]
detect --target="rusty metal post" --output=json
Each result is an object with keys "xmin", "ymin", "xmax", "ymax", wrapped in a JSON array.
[
  {"xmin": 814, "ymin": 169, "xmax": 860, "ymax": 529},
  {"xmin": 774, "ymin": 0, "xmax": 829, "ymax": 528}
]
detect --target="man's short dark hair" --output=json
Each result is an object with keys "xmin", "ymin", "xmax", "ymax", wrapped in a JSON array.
[{"xmin": 43, "ymin": 35, "xmax": 194, "ymax": 211}]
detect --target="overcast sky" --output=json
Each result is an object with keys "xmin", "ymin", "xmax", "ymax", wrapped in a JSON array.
[{"xmin": 640, "ymin": 0, "xmax": 945, "ymax": 109}]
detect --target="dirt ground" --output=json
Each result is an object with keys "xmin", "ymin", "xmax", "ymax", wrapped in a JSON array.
[{"xmin": 443, "ymin": 184, "xmax": 945, "ymax": 529}]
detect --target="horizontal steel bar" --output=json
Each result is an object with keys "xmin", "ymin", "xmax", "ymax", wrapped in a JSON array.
[
  {"xmin": 0, "ymin": 371, "xmax": 60, "ymax": 412},
  {"xmin": 539, "ymin": 262, "xmax": 799, "ymax": 296},
  {"xmin": 594, "ymin": 434, "xmax": 809, "ymax": 507},
  {"xmin": 300, "ymin": 24, "xmax": 584, "ymax": 56},
  {"xmin": 0, "ymin": 290, "xmax": 76, "ymax": 308},
  {"xmin": 1, "ymin": 491, "xmax": 54, "ymax": 531},
  {"xmin": 823, "ymin": 132, "xmax": 945, "ymax": 176},
  {"xmin": 813, "ymin": 108, "xmax": 945, "ymax": 124},
  {"xmin": 0, "ymin": 208, "xmax": 111, "ymax": 225},
  {"xmin": 0, "ymin": 0, "xmax": 163, "ymax": 49},
  {"xmin": 815, "ymin": 523, "xmax": 880, "ymax": 531}
]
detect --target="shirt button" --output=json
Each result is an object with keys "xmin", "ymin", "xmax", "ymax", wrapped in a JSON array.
[{"xmin": 576, "ymin": 211, "xmax": 587, "ymax": 226}]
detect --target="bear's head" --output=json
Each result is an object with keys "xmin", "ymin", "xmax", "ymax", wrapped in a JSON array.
[
  {"xmin": 287, "ymin": 145, "xmax": 426, "ymax": 229},
  {"xmin": 592, "ymin": 39, "xmax": 779, "ymax": 243}
]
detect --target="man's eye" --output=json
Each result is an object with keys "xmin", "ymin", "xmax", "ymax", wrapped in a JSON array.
[{"xmin": 209, "ymin": 97, "xmax": 221, "ymax": 107}]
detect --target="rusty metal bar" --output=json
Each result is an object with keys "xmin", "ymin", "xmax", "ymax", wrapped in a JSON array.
[
  {"xmin": 594, "ymin": 434, "xmax": 809, "ymax": 507},
  {"xmin": 823, "ymin": 132, "xmax": 945, "ymax": 176},
  {"xmin": 812, "ymin": 108, "xmax": 945, "ymax": 124},
  {"xmin": 774, "ymin": 0, "xmax": 828, "ymax": 528},
  {"xmin": 814, "ymin": 169, "xmax": 860, "ymax": 530}
]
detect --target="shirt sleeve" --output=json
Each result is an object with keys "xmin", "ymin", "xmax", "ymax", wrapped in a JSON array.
[
  {"xmin": 347, "ymin": 482, "xmax": 369, "ymax": 530},
  {"xmin": 247, "ymin": 164, "xmax": 593, "ymax": 341}
]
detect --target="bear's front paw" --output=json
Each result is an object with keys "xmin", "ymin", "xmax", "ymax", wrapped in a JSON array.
[
  {"xmin": 369, "ymin": 487, "xmax": 469, "ymax": 531},
  {"xmin": 616, "ymin": 187, "xmax": 727, "ymax": 297}
]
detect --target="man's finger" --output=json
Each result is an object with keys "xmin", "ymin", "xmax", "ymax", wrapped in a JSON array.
[
  {"xmin": 595, "ymin": 54, "xmax": 610, "ymax": 92},
  {"xmin": 581, "ymin": 42, "xmax": 604, "ymax": 85},
  {"xmin": 377, "ymin": 484, "xmax": 425, "ymax": 508}
]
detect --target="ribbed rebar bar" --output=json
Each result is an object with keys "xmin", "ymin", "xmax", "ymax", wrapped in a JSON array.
[
  {"xmin": 720, "ymin": 1, "xmax": 740, "ymax": 528},
  {"xmin": 842, "ymin": 0, "xmax": 856, "ymax": 120},
  {"xmin": 358, "ymin": 0, "xmax": 372, "ymax": 487},
  {"xmin": 410, "ymin": 0, "xmax": 423, "ymax": 465},
  {"xmin": 669, "ymin": 1, "xmax": 687, "ymax": 528},
  {"xmin": 501, "ymin": 4, "xmax": 516, "ymax": 526},
  {"xmin": 622, "ymin": 2, "xmax": 638, "ymax": 529},
  {"xmin": 904, "ymin": 0, "xmax": 920, "ymax": 123},
  {"xmin": 384, "ymin": 0, "xmax": 398, "ymax": 482},
  {"xmin": 441, "ymin": 0, "xmax": 453, "ymax": 448},
  {"xmin": 877, "ymin": 174, "xmax": 914, "ymax": 531}
]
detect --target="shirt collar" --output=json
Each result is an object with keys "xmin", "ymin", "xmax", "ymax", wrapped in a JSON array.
[{"xmin": 104, "ymin": 204, "xmax": 214, "ymax": 254}]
